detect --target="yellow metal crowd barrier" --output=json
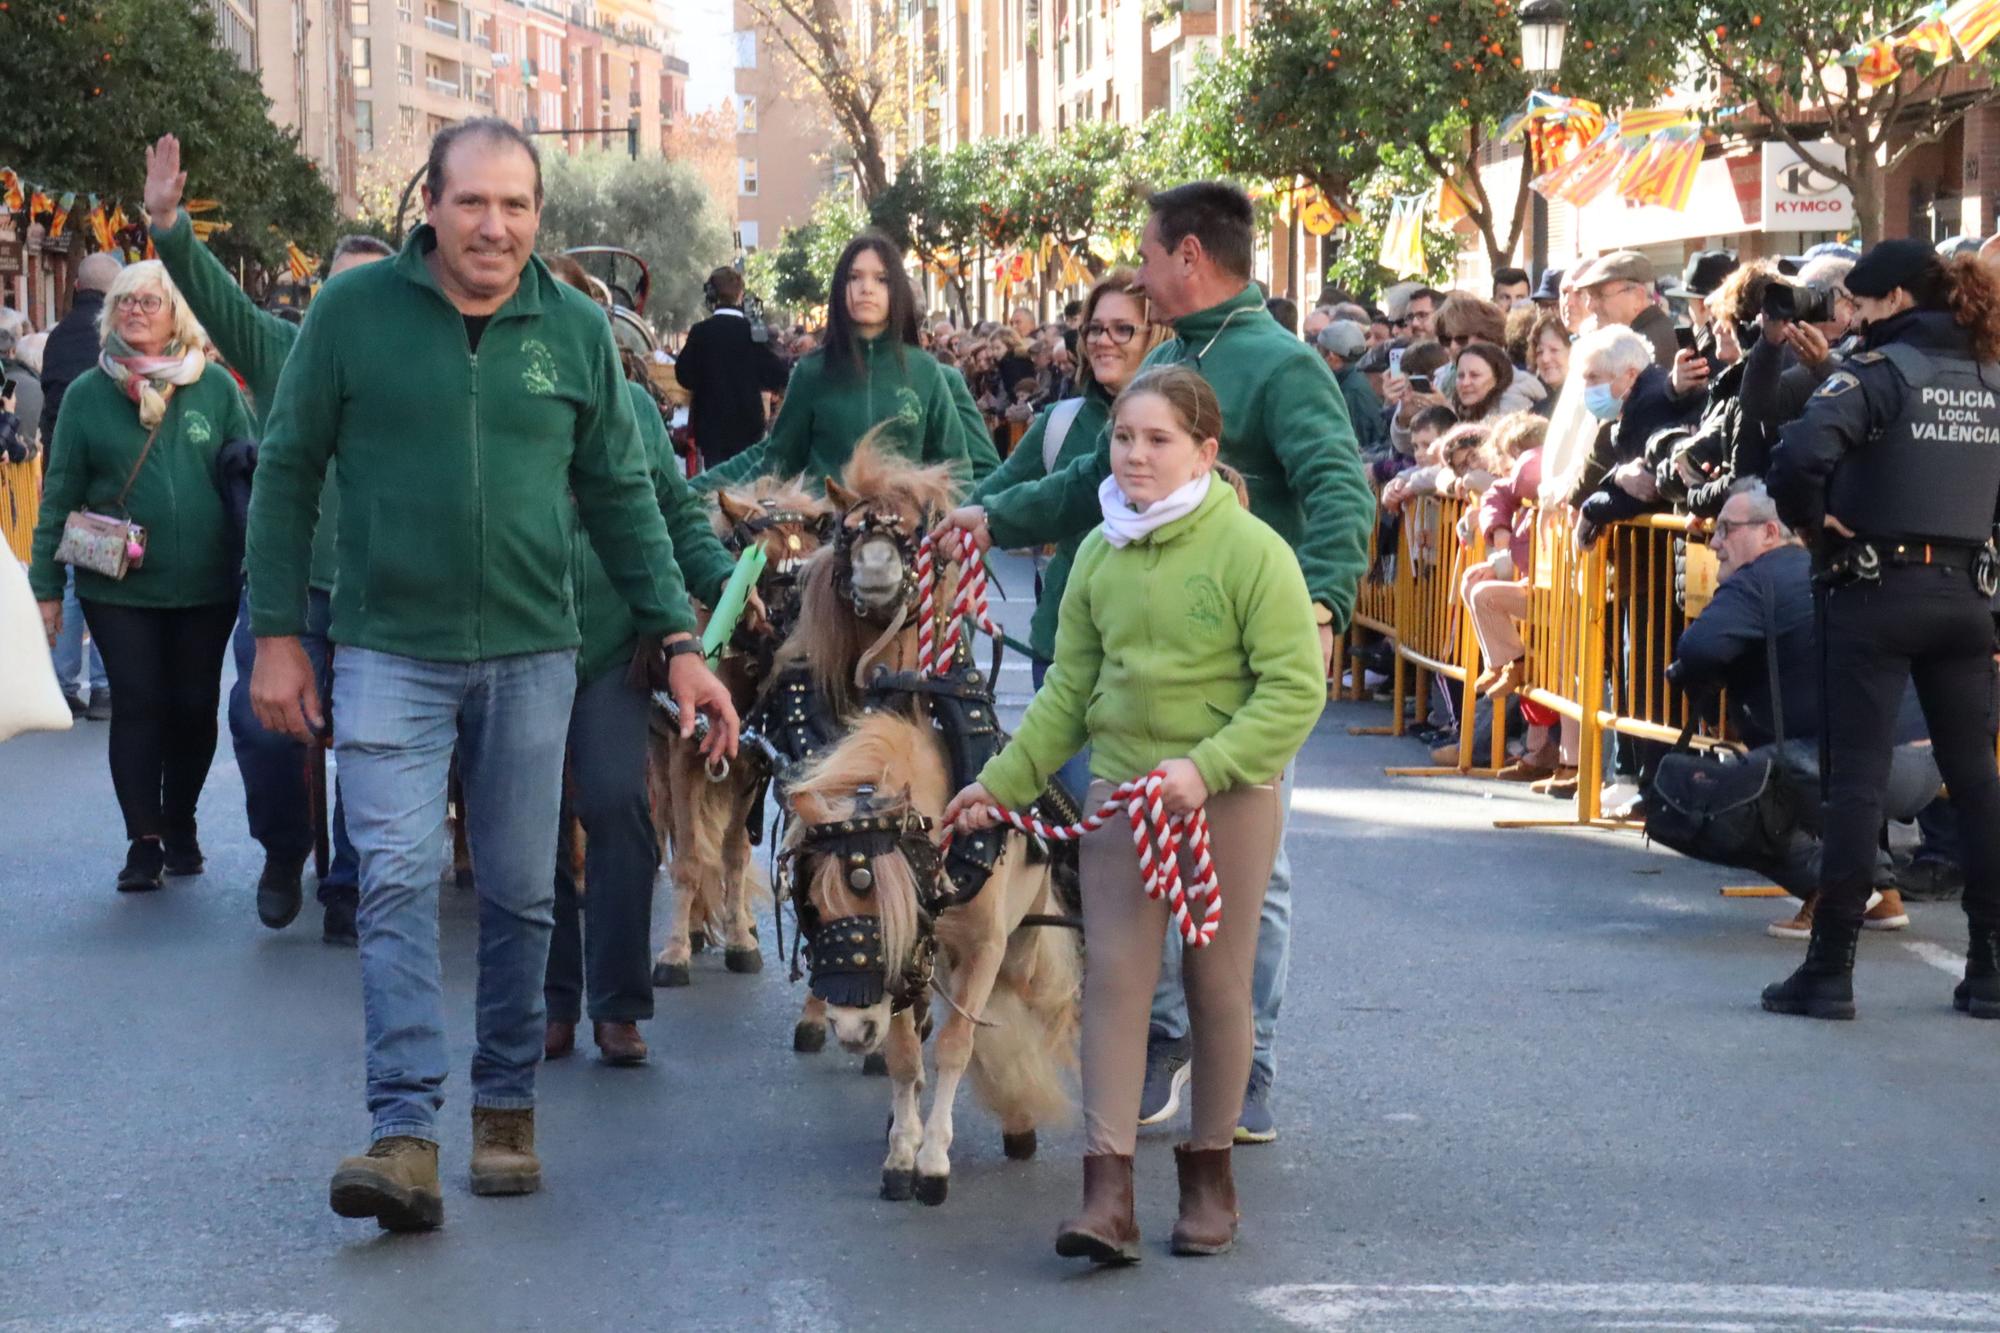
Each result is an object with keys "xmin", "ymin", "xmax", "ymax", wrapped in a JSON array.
[
  {"xmin": 2, "ymin": 458, "xmax": 39, "ymax": 564},
  {"xmin": 1341, "ymin": 500, "xmax": 1730, "ymax": 826}
]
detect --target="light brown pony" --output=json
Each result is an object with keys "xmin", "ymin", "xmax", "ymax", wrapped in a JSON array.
[
  {"xmin": 784, "ymin": 710, "xmax": 1080, "ymax": 1205},
  {"xmin": 771, "ymin": 434, "xmax": 964, "ymax": 1054},
  {"xmin": 649, "ymin": 476, "xmax": 831, "ymax": 986}
]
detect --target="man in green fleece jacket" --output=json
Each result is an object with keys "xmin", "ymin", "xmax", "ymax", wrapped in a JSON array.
[
  {"xmin": 942, "ymin": 181, "xmax": 1372, "ymax": 1145},
  {"xmin": 146, "ymin": 132, "xmax": 392, "ymax": 943},
  {"xmin": 244, "ymin": 119, "xmax": 737, "ymax": 1232}
]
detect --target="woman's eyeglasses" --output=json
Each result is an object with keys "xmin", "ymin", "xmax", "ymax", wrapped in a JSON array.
[
  {"xmin": 1083, "ymin": 320, "xmax": 1146, "ymax": 345},
  {"xmin": 115, "ymin": 294, "xmax": 166, "ymax": 315}
]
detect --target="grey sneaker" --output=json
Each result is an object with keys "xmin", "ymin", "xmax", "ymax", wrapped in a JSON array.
[
  {"xmin": 1234, "ymin": 1072, "xmax": 1276, "ymax": 1145},
  {"xmin": 1137, "ymin": 1031, "xmax": 1192, "ymax": 1127}
]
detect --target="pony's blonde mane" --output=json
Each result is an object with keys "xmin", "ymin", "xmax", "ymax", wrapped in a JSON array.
[
  {"xmin": 836, "ymin": 430, "xmax": 961, "ymax": 517},
  {"xmin": 787, "ymin": 712, "xmax": 950, "ymax": 986},
  {"xmin": 770, "ymin": 550, "xmax": 880, "ymax": 716},
  {"xmin": 709, "ymin": 473, "xmax": 826, "ymax": 540}
]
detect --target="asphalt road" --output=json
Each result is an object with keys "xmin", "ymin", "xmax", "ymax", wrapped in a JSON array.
[{"xmin": 5, "ymin": 555, "xmax": 2000, "ymax": 1332}]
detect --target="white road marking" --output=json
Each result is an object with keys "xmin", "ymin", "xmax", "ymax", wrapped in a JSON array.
[
  {"xmin": 768, "ymin": 1277, "xmax": 842, "ymax": 1333},
  {"xmin": 1, "ymin": 1315, "xmax": 339, "ymax": 1333},
  {"xmin": 1252, "ymin": 1282, "xmax": 2000, "ymax": 1330},
  {"xmin": 1904, "ymin": 940, "xmax": 1965, "ymax": 978}
]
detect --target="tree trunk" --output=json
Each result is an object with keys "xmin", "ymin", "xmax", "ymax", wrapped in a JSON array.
[{"xmin": 1848, "ymin": 136, "xmax": 1886, "ymax": 246}]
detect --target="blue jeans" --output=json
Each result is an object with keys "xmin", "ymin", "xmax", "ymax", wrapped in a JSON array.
[
  {"xmin": 53, "ymin": 567, "xmax": 108, "ymax": 695},
  {"xmin": 1029, "ymin": 656, "xmax": 1094, "ymax": 801},
  {"xmin": 334, "ymin": 646, "xmax": 578, "ymax": 1144},
  {"xmin": 1151, "ymin": 761, "xmax": 1294, "ymax": 1091},
  {"xmin": 229, "ymin": 586, "xmax": 357, "ymax": 897}
]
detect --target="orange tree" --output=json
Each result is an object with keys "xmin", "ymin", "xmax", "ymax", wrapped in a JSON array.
[
  {"xmin": 1209, "ymin": 0, "xmax": 1681, "ymax": 270},
  {"xmin": 1688, "ymin": 0, "xmax": 2000, "ymax": 242}
]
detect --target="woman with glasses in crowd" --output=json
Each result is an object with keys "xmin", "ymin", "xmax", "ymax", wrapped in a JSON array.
[
  {"xmin": 967, "ymin": 268, "xmax": 1164, "ymax": 793},
  {"xmin": 29, "ymin": 261, "xmax": 253, "ymax": 892}
]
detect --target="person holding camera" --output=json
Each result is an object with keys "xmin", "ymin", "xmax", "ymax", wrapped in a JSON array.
[
  {"xmin": 1738, "ymin": 256, "xmax": 1861, "ymax": 461},
  {"xmin": 1762, "ymin": 239, "xmax": 2000, "ymax": 1021},
  {"xmin": 674, "ymin": 266, "xmax": 789, "ymax": 468}
]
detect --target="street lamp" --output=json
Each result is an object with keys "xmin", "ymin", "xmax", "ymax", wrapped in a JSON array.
[{"xmin": 1519, "ymin": 0, "xmax": 1569, "ymax": 76}]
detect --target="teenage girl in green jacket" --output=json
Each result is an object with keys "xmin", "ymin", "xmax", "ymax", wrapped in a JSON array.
[
  {"xmin": 945, "ymin": 366, "xmax": 1324, "ymax": 1265},
  {"xmin": 694, "ymin": 233, "xmax": 1000, "ymax": 494}
]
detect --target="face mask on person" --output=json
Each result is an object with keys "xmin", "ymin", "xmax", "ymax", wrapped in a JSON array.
[{"xmin": 1584, "ymin": 382, "xmax": 1622, "ymax": 420}]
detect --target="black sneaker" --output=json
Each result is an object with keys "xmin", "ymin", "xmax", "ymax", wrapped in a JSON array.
[
  {"xmin": 256, "ymin": 854, "xmax": 308, "ymax": 929},
  {"xmin": 84, "ymin": 690, "xmax": 112, "ymax": 722},
  {"xmin": 63, "ymin": 691, "xmax": 87, "ymax": 719},
  {"xmin": 1898, "ymin": 855, "xmax": 1965, "ymax": 903},
  {"xmin": 117, "ymin": 838, "xmax": 165, "ymax": 893},
  {"xmin": 162, "ymin": 831, "xmax": 204, "ymax": 877},
  {"xmin": 1235, "ymin": 1070, "xmax": 1277, "ymax": 1145},
  {"xmin": 1137, "ymin": 1030, "xmax": 1192, "ymax": 1127},
  {"xmin": 322, "ymin": 889, "xmax": 359, "ymax": 947}
]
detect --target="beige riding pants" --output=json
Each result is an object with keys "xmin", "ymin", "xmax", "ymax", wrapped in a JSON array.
[{"xmin": 1079, "ymin": 779, "xmax": 1281, "ymax": 1155}]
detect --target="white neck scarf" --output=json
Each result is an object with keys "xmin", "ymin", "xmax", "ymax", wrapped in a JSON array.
[{"xmin": 1097, "ymin": 471, "xmax": 1212, "ymax": 548}]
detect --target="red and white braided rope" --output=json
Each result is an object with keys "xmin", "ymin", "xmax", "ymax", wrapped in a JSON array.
[
  {"xmin": 950, "ymin": 770, "xmax": 1221, "ymax": 947},
  {"xmin": 913, "ymin": 528, "xmax": 1003, "ymax": 678}
]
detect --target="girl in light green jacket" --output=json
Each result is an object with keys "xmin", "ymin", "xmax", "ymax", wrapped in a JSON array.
[{"xmin": 944, "ymin": 365, "xmax": 1323, "ymax": 1265}]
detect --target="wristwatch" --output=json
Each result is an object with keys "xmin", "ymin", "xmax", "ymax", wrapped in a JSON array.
[
  {"xmin": 1311, "ymin": 603, "xmax": 1335, "ymax": 627},
  {"xmin": 662, "ymin": 636, "xmax": 705, "ymax": 661}
]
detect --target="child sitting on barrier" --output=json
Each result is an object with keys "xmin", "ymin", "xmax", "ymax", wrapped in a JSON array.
[{"xmin": 942, "ymin": 364, "xmax": 1324, "ymax": 1265}]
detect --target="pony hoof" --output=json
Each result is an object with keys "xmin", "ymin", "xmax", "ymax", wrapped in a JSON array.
[
  {"xmin": 688, "ymin": 930, "xmax": 708, "ymax": 954},
  {"xmin": 793, "ymin": 1022, "xmax": 827, "ymax": 1054},
  {"xmin": 862, "ymin": 1051, "xmax": 889, "ymax": 1076},
  {"xmin": 914, "ymin": 1174, "xmax": 949, "ymax": 1206},
  {"xmin": 724, "ymin": 945, "xmax": 764, "ymax": 974},
  {"xmin": 651, "ymin": 961, "xmax": 691, "ymax": 988},
  {"xmin": 880, "ymin": 1169, "xmax": 915, "ymax": 1201},
  {"xmin": 1002, "ymin": 1131, "xmax": 1038, "ymax": 1161}
]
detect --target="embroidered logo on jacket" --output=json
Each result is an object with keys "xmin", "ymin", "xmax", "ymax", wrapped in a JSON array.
[
  {"xmin": 1184, "ymin": 573, "xmax": 1226, "ymax": 632},
  {"xmin": 183, "ymin": 411, "xmax": 214, "ymax": 445},
  {"xmin": 521, "ymin": 339, "xmax": 559, "ymax": 396}
]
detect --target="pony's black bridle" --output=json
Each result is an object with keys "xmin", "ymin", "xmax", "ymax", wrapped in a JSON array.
[
  {"xmin": 723, "ymin": 504, "xmax": 833, "ymax": 652},
  {"xmin": 830, "ymin": 503, "xmax": 938, "ymax": 623},
  {"xmin": 779, "ymin": 796, "xmax": 950, "ymax": 1013}
]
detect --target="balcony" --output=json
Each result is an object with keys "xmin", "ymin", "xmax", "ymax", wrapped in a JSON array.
[
  {"xmin": 663, "ymin": 54, "xmax": 690, "ymax": 76},
  {"xmin": 424, "ymin": 14, "xmax": 457, "ymax": 35},
  {"xmin": 426, "ymin": 74, "xmax": 460, "ymax": 95}
]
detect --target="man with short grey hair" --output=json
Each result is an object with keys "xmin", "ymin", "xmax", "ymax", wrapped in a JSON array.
[{"xmin": 1316, "ymin": 319, "xmax": 1386, "ymax": 453}]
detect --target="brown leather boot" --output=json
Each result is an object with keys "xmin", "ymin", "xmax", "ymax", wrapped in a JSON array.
[
  {"xmin": 1054, "ymin": 1154, "xmax": 1141, "ymax": 1265},
  {"xmin": 593, "ymin": 1020, "xmax": 649, "ymax": 1066},
  {"xmin": 1170, "ymin": 1144, "xmax": 1238, "ymax": 1256},
  {"xmin": 544, "ymin": 1020, "xmax": 576, "ymax": 1061},
  {"xmin": 470, "ymin": 1107, "xmax": 542, "ymax": 1196},
  {"xmin": 329, "ymin": 1136, "xmax": 443, "ymax": 1232}
]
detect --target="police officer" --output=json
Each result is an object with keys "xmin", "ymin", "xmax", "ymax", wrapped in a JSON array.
[{"xmin": 1763, "ymin": 238, "xmax": 2000, "ymax": 1020}]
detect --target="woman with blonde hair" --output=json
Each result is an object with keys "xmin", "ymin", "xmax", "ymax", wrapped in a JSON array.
[{"xmin": 30, "ymin": 259, "xmax": 253, "ymax": 891}]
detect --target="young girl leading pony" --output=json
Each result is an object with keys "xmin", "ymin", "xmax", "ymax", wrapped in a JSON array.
[{"xmin": 944, "ymin": 365, "xmax": 1324, "ymax": 1262}]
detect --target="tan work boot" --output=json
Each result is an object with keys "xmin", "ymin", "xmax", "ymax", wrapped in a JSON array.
[
  {"xmin": 1054, "ymin": 1153, "xmax": 1141, "ymax": 1265},
  {"xmin": 1769, "ymin": 894, "xmax": 1816, "ymax": 940},
  {"xmin": 1863, "ymin": 887, "xmax": 1910, "ymax": 931},
  {"xmin": 329, "ymin": 1136, "xmax": 443, "ymax": 1232},
  {"xmin": 470, "ymin": 1106, "xmax": 542, "ymax": 1196},
  {"xmin": 1170, "ymin": 1144, "xmax": 1239, "ymax": 1256}
]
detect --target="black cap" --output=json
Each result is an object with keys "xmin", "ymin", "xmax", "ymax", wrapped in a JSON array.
[
  {"xmin": 1847, "ymin": 238, "xmax": 1942, "ymax": 299},
  {"xmin": 1667, "ymin": 249, "xmax": 1738, "ymax": 299},
  {"xmin": 1531, "ymin": 267, "xmax": 1565, "ymax": 303}
]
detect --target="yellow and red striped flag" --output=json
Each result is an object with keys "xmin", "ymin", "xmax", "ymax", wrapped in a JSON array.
[{"xmin": 1943, "ymin": 0, "xmax": 2000, "ymax": 57}]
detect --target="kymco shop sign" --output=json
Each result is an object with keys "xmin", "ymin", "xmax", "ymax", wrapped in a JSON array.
[{"xmin": 1762, "ymin": 139, "xmax": 1855, "ymax": 231}]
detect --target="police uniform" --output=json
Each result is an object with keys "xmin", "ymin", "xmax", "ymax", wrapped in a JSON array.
[{"xmin": 1763, "ymin": 248, "xmax": 2000, "ymax": 1018}]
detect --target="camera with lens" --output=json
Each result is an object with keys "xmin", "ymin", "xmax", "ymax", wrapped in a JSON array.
[{"xmin": 1762, "ymin": 277, "xmax": 1837, "ymax": 326}]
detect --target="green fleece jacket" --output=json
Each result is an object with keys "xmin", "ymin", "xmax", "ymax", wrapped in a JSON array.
[
  {"xmin": 980, "ymin": 285, "xmax": 1373, "ymax": 630},
  {"xmin": 29, "ymin": 365, "xmax": 252, "ymax": 608},
  {"xmin": 1336, "ymin": 365, "xmax": 1387, "ymax": 455},
  {"xmin": 152, "ymin": 209, "xmax": 342, "ymax": 592},
  {"xmin": 967, "ymin": 386, "xmax": 1111, "ymax": 660},
  {"xmin": 977, "ymin": 479, "xmax": 1324, "ymax": 807},
  {"xmin": 247, "ymin": 226, "xmax": 694, "ymax": 660},
  {"xmin": 692, "ymin": 334, "xmax": 1000, "ymax": 493},
  {"xmin": 572, "ymin": 381, "xmax": 735, "ymax": 683}
]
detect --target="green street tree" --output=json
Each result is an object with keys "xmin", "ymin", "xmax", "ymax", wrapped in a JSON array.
[
  {"xmin": 870, "ymin": 144, "xmax": 991, "ymax": 322},
  {"xmin": 0, "ymin": 0, "xmax": 336, "ymax": 268},
  {"xmin": 1687, "ymin": 0, "xmax": 2000, "ymax": 242},
  {"xmin": 537, "ymin": 151, "xmax": 736, "ymax": 333},
  {"xmin": 1209, "ymin": 0, "xmax": 1681, "ymax": 269}
]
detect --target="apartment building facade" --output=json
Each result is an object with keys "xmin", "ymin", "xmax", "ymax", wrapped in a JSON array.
[
  {"xmin": 730, "ymin": 0, "xmax": 844, "ymax": 253},
  {"xmin": 204, "ymin": 0, "xmax": 362, "ymax": 214}
]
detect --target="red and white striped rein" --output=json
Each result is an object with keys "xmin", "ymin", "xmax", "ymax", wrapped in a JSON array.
[
  {"xmin": 913, "ymin": 527, "xmax": 1002, "ymax": 678},
  {"xmin": 949, "ymin": 771, "xmax": 1222, "ymax": 948}
]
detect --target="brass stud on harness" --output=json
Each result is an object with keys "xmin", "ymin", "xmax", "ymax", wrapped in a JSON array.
[{"xmin": 849, "ymin": 867, "xmax": 874, "ymax": 891}]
